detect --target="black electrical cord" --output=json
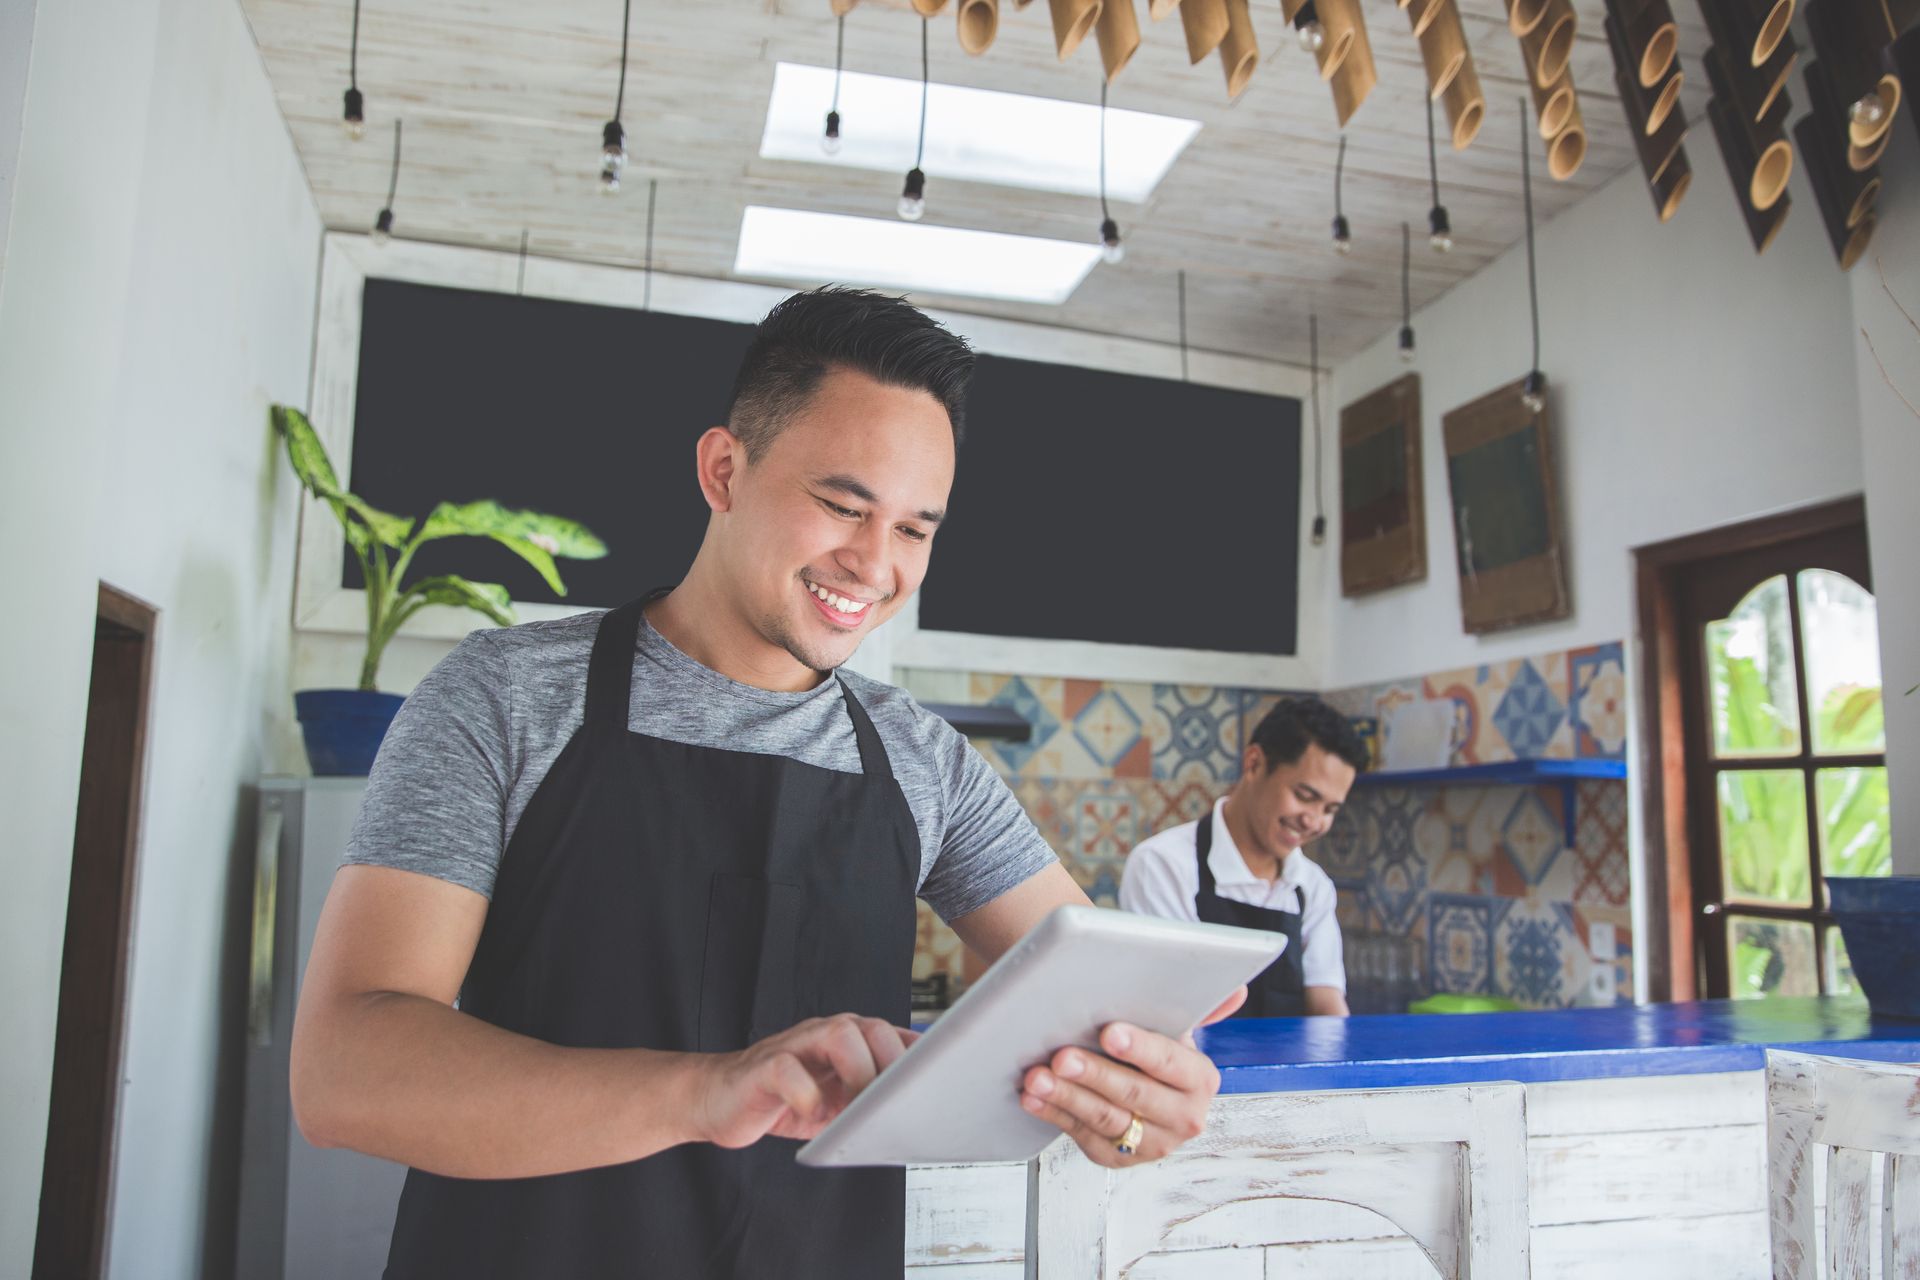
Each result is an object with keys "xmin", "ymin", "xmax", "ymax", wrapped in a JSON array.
[
  {"xmin": 1177, "ymin": 270, "xmax": 1189, "ymax": 382},
  {"xmin": 384, "ymin": 118, "xmax": 402, "ymax": 208},
  {"xmin": 914, "ymin": 15, "xmax": 929, "ymax": 168},
  {"xmin": 1334, "ymin": 133, "xmax": 1346, "ymax": 221},
  {"xmin": 613, "ymin": 0, "xmax": 632, "ymax": 122},
  {"xmin": 1099, "ymin": 77, "xmax": 1111, "ymax": 224},
  {"xmin": 831, "ymin": 14, "xmax": 846, "ymax": 114},
  {"xmin": 644, "ymin": 178, "xmax": 658, "ymax": 312},
  {"xmin": 1310, "ymin": 312, "xmax": 1326, "ymax": 543},
  {"xmin": 1402, "ymin": 221, "xmax": 1412, "ymax": 325},
  {"xmin": 349, "ymin": 0, "xmax": 361, "ymax": 89},
  {"xmin": 1426, "ymin": 94, "xmax": 1440, "ymax": 207},
  {"xmin": 1521, "ymin": 100, "xmax": 1540, "ymax": 378}
]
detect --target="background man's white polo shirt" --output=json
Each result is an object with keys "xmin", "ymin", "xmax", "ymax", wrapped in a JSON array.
[{"xmin": 1117, "ymin": 798, "xmax": 1346, "ymax": 994}]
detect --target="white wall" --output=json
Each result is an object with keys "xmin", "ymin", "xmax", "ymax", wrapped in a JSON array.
[
  {"xmin": 1326, "ymin": 127, "xmax": 1865, "ymax": 691},
  {"xmin": 0, "ymin": 0, "xmax": 320, "ymax": 1276},
  {"xmin": 1851, "ymin": 121, "xmax": 1920, "ymax": 875}
]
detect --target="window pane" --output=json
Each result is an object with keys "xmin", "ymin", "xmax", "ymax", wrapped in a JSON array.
[
  {"xmin": 1816, "ymin": 767, "xmax": 1893, "ymax": 879},
  {"xmin": 1718, "ymin": 769, "xmax": 1812, "ymax": 906},
  {"xmin": 1798, "ymin": 569, "xmax": 1885, "ymax": 754},
  {"xmin": 1706, "ymin": 575, "xmax": 1801, "ymax": 757},
  {"xmin": 1823, "ymin": 926, "xmax": 1859, "ymax": 998},
  {"xmin": 1729, "ymin": 917, "xmax": 1818, "ymax": 999}
]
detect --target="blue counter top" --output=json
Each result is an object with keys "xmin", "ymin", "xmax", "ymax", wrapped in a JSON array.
[{"xmin": 1196, "ymin": 997, "xmax": 1920, "ymax": 1093}]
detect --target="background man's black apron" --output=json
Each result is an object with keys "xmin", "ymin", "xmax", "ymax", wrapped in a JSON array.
[
  {"xmin": 383, "ymin": 596, "xmax": 920, "ymax": 1278},
  {"xmin": 1193, "ymin": 812, "xmax": 1308, "ymax": 1018}
]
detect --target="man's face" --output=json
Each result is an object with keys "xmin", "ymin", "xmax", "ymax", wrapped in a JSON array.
[
  {"xmin": 718, "ymin": 366, "xmax": 955, "ymax": 674},
  {"xmin": 1233, "ymin": 742, "xmax": 1357, "ymax": 863}
]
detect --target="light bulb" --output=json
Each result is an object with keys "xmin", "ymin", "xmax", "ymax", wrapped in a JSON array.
[
  {"xmin": 1521, "ymin": 370, "xmax": 1547, "ymax": 414},
  {"xmin": 1428, "ymin": 205, "xmax": 1453, "ymax": 253},
  {"xmin": 1398, "ymin": 326, "xmax": 1416, "ymax": 362},
  {"xmin": 1100, "ymin": 217, "xmax": 1124, "ymax": 264},
  {"xmin": 1295, "ymin": 19, "xmax": 1325, "ymax": 52},
  {"xmin": 898, "ymin": 167, "xmax": 926, "ymax": 222},
  {"xmin": 1331, "ymin": 214, "xmax": 1352, "ymax": 255},
  {"xmin": 822, "ymin": 110, "xmax": 842, "ymax": 155},
  {"xmin": 600, "ymin": 120, "xmax": 627, "ymax": 190},
  {"xmin": 371, "ymin": 208, "xmax": 393, "ymax": 246},
  {"xmin": 343, "ymin": 87, "xmax": 365, "ymax": 140},
  {"xmin": 1850, "ymin": 91, "xmax": 1887, "ymax": 126}
]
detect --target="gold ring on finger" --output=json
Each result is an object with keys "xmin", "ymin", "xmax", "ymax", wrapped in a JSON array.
[{"xmin": 1114, "ymin": 1112, "xmax": 1145, "ymax": 1157}]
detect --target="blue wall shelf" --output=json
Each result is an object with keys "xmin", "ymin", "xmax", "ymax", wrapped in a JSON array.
[{"xmin": 1351, "ymin": 759, "xmax": 1627, "ymax": 842}]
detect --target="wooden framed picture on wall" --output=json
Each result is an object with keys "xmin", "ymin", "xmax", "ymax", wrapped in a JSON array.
[
  {"xmin": 1441, "ymin": 378, "xmax": 1571, "ymax": 632},
  {"xmin": 1339, "ymin": 373, "xmax": 1426, "ymax": 596}
]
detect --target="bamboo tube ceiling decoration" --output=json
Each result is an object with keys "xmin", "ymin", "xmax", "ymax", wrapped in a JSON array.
[{"xmin": 240, "ymin": 0, "xmax": 1909, "ymax": 367}]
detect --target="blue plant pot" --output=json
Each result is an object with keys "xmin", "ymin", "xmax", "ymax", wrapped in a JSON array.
[
  {"xmin": 295, "ymin": 689, "xmax": 405, "ymax": 777},
  {"xmin": 1828, "ymin": 876, "xmax": 1920, "ymax": 1019}
]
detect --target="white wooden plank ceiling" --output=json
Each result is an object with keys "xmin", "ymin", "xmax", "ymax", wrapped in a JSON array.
[{"xmin": 239, "ymin": 0, "xmax": 1718, "ymax": 366}]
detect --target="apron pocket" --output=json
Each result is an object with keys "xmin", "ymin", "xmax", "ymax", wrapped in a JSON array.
[{"xmin": 698, "ymin": 873, "xmax": 802, "ymax": 1052}]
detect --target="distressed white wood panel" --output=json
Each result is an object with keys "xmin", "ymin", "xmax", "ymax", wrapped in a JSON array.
[
  {"xmin": 1521, "ymin": 1072, "xmax": 1763, "ymax": 1137},
  {"xmin": 1527, "ymin": 1124, "xmax": 1766, "ymax": 1226}
]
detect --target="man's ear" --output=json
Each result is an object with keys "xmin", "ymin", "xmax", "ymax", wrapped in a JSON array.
[
  {"xmin": 694, "ymin": 426, "xmax": 743, "ymax": 513},
  {"xmin": 1240, "ymin": 742, "xmax": 1266, "ymax": 780}
]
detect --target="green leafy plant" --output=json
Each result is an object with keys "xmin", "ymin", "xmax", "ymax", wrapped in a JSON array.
[{"xmin": 272, "ymin": 405, "xmax": 607, "ymax": 690}]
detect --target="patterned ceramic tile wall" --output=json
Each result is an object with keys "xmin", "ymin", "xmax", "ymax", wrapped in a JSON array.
[{"xmin": 899, "ymin": 641, "xmax": 1634, "ymax": 1013}]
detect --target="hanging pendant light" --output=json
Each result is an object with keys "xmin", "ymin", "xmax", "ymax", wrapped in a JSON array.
[
  {"xmin": 1399, "ymin": 222, "xmax": 1416, "ymax": 361},
  {"xmin": 1096, "ymin": 78, "xmax": 1124, "ymax": 262},
  {"xmin": 1294, "ymin": 0, "xmax": 1327, "ymax": 52},
  {"xmin": 1518, "ymin": 101, "xmax": 1546, "ymax": 413},
  {"xmin": 600, "ymin": 0, "xmax": 633, "ymax": 193},
  {"xmin": 1426, "ymin": 94, "xmax": 1453, "ymax": 251},
  {"xmin": 1309, "ymin": 312, "xmax": 1327, "ymax": 545},
  {"xmin": 343, "ymin": 0, "xmax": 365, "ymax": 139},
  {"xmin": 1330, "ymin": 134, "xmax": 1352, "ymax": 253},
  {"xmin": 899, "ymin": 16, "xmax": 931, "ymax": 220},
  {"xmin": 824, "ymin": 13, "xmax": 846, "ymax": 154},
  {"xmin": 371, "ymin": 119, "xmax": 402, "ymax": 245}
]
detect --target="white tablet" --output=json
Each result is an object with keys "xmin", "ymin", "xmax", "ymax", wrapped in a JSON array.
[{"xmin": 795, "ymin": 905, "xmax": 1284, "ymax": 1168}]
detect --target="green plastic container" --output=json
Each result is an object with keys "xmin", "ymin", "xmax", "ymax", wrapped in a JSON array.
[{"xmin": 1408, "ymin": 993, "xmax": 1522, "ymax": 1014}]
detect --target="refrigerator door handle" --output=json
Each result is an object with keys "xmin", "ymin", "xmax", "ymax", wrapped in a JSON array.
[{"xmin": 249, "ymin": 796, "xmax": 285, "ymax": 1048}]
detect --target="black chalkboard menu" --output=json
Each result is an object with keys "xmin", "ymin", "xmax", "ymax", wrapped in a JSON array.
[{"xmin": 346, "ymin": 279, "xmax": 1301, "ymax": 655}]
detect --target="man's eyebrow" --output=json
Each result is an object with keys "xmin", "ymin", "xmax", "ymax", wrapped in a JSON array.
[{"xmin": 815, "ymin": 473, "xmax": 945, "ymax": 525}]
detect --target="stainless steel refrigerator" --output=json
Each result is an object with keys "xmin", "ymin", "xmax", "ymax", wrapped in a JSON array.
[{"xmin": 235, "ymin": 777, "xmax": 407, "ymax": 1279}]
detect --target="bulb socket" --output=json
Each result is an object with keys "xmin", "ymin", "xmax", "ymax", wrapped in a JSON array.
[
  {"xmin": 1522, "ymin": 369, "xmax": 1547, "ymax": 412},
  {"xmin": 343, "ymin": 87, "xmax": 365, "ymax": 129},
  {"xmin": 1100, "ymin": 216, "xmax": 1121, "ymax": 247},
  {"xmin": 1310, "ymin": 514, "xmax": 1328, "ymax": 546},
  {"xmin": 372, "ymin": 208, "xmax": 394, "ymax": 243},
  {"xmin": 903, "ymin": 167, "xmax": 926, "ymax": 200},
  {"xmin": 825, "ymin": 110, "xmax": 841, "ymax": 140},
  {"xmin": 1398, "ymin": 325, "xmax": 1416, "ymax": 356},
  {"xmin": 1331, "ymin": 213, "xmax": 1352, "ymax": 251},
  {"xmin": 1428, "ymin": 204, "xmax": 1452, "ymax": 250},
  {"xmin": 602, "ymin": 119, "xmax": 626, "ymax": 167}
]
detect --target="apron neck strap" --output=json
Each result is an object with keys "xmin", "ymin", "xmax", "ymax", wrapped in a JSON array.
[
  {"xmin": 1194, "ymin": 805, "xmax": 1218, "ymax": 894},
  {"xmin": 585, "ymin": 597, "xmax": 651, "ymax": 739},
  {"xmin": 835, "ymin": 676, "xmax": 895, "ymax": 782}
]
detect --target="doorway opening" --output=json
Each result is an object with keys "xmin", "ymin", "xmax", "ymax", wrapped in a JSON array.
[{"xmin": 33, "ymin": 584, "xmax": 156, "ymax": 1280}]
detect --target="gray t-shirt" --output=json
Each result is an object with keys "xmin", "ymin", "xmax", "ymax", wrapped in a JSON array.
[{"xmin": 344, "ymin": 609, "xmax": 1058, "ymax": 923}]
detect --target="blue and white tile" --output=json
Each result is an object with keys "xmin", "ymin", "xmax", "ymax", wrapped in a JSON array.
[
  {"xmin": 1150, "ymin": 685, "xmax": 1244, "ymax": 782},
  {"xmin": 1367, "ymin": 789, "xmax": 1429, "ymax": 934},
  {"xmin": 1493, "ymin": 898, "xmax": 1588, "ymax": 1009},
  {"xmin": 1499, "ymin": 786, "xmax": 1572, "ymax": 895},
  {"xmin": 1428, "ymin": 894, "xmax": 1495, "ymax": 995},
  {"xmin": 1490, "ymin": 659, "xmax": 1567, "ymax": 761},
  {"xmin": 1569, "ymin": 642, "xmax": 1629, "ymax": 758},
  {"xmin": 1071, "ymin": 686, "xmax": 1146, "ymax": 771},
  {"xmin": 970, "ymin": 674, "xmax": 1062, "ymax": 776}
]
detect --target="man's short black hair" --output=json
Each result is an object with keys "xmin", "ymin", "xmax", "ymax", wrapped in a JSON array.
[
  {"xmin": 1247, "ymin": 697, "xmax": 1370, "ymax": 776},
  {"xmin": 725, "ymin": 286, "xmax": 974, "ymax": 461}
]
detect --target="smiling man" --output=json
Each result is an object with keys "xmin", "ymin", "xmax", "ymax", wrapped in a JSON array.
[
  {"xmin": 1121, "ymin": 698, "xmax": 1368, "ymax": 1018},
  {"xmin": 289, "ymin": 287, "xmax": 1235, "ymax": 1280}
]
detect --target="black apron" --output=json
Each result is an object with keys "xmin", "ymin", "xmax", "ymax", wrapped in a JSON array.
[
  {"xmin": 1193, "ymin": 809, "xmax": 1309, "ymax": 1018},
  {"xmin": 383, "ymin": 596, "xmax": 920, "ymax": 1279}
]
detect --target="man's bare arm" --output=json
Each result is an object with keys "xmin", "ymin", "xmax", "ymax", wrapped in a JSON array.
[
  {"xmin": 1303, "ymin": 985, "xmax": 1350, "ymax": 1016},
  {"xmin": 290, "ymin": 865, "xmax": 909, "ymax": 1180}
]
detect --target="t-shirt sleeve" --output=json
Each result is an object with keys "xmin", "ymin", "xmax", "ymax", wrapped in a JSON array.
[
  {"xmin": 1298, "ymin": 869, "xmax": 1347, "ymax": 992},
  {"xmin": 915, "ymin": 718, "xmax": 1059, "ymax": 924},
  {"xmin": 341, "ymin": 631, "xmax": 515, "ymax": 899}
]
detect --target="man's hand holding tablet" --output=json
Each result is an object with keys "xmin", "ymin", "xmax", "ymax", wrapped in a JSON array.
[
  {"xmin": 797, "ymin": 908, "xmax": 1282, "ymax": 1168},
  {"xmin": 1018, "ymin": 983, "xmax": 1247, "ymax": 1167}
]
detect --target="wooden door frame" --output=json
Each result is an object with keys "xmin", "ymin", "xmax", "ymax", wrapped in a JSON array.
[
  {"xmin": 33, "ymin": 584, "xmax": 156, "ymax": 1280},
  {"xmin": 1633, "ymin": 496, "xmax": 1868, "ymax": 1001}
]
